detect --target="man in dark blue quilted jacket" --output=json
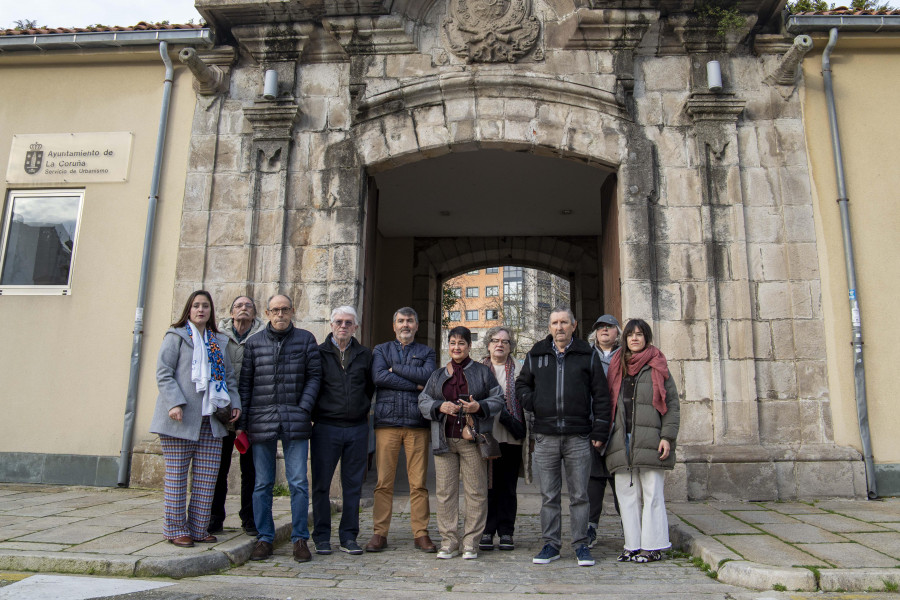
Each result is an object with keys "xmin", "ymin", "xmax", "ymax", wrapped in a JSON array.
[
  {"xmin": 363, "ymin": 307, "xmax": 437, "ymax": 553},
  {"xmin": 238, "ymin": 294, "xmax": 322, "ymax": 563}
]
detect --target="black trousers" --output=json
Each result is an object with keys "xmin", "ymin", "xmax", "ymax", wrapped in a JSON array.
[
  {"xmin": 210, "ymin": 431, "xmax": 256, "ymax": 529},
  {"xmin": 588, "ymin": 450, "xmax": 619, "ymax": 524},
  {"xmin": 484, "ymin": 442, "xmax": 523, "ymax": 537}
]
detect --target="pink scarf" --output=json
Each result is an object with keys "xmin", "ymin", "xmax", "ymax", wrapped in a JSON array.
[{"xmin": 607, "ymin": 345, "xmax": 669, "ymax": 422}]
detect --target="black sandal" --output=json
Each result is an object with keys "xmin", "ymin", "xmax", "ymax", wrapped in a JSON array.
[
  {"xmin": 632, "ymin": 550, "xmax": 662, "ymax": 563},
  {"xmin": 617, "ymin": 549, "xmax": 640, "ymax": 562}
]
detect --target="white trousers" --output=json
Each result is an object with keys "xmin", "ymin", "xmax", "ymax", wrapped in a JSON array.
[{"xmin": 615, "ymin": 468, "xmax": 670, "ymax": 551}]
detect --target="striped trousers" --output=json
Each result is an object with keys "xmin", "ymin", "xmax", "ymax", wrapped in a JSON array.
[{"xmin": 159, "ymin": 417, "xmax": 222, "ymax": 540}]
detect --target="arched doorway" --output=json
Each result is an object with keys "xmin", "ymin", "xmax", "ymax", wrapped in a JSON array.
[{"xmin": 360, "ymin": 149, "xmax": 621, "ymax": 350}]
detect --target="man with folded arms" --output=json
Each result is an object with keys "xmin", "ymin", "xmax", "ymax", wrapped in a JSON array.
[{"xmin": 365, "ymin": 307, "xmax": 438, "ymax": 553}]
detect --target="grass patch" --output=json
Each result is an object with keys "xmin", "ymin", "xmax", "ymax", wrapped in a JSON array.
[
  {"xmin": 273, "ymin": 482, "xmax": 290, "ymax": 497},
  {"xmin": 772, "ymin": 583, "xmax": 787, "ymax": 591},
  {"xmin": 446, "ymin": 584, "xmax": 454, "ymax": 592},
  {"xmin": 884, "ymin": 579, "xmax": 899, "ymax": 592},
  {"xmin": 797, "ymin": 565, "xmax": 821, "ymax": 585}
]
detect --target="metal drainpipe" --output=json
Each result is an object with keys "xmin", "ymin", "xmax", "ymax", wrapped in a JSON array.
[
  {"xmin": 117, "ymin": 41, "xmax": 175, "ymax": 487},
  {"xmin": 822, "ymin": 28, "xmax": 877, "ymax": 499}
]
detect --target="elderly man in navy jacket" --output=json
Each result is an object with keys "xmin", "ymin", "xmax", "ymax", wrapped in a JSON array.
[
  {"xmin": 238, "ymin": 294, "xmax": 321, "ymax": 563},
  {"xmin": 364, "ymin": 307, "xmax": 437, "ymax": 553}
]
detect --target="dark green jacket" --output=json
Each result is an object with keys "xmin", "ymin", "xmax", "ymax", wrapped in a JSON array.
[{"xmin": 605, "ymin": 365, "xmax": 680, "ymax": 473}]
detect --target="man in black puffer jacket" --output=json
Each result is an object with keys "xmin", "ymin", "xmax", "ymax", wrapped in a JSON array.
[
  {"xmin": 238, "ymin": 294, "xmax": 321, "ymax": 564},
  {"xmin": 516, "ymin": 307, "xmax": 610, "ymax": 568}
]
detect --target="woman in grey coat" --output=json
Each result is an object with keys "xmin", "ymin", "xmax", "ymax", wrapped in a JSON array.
[
  {"xmin": 604, "ymin": 319, "xmax": 679, "ymax": 563},
  {"xmin": 150, "ymin": 290, "xmax": 240, "ymax": 548},
  {"xmin": 419, "ymin": 326, "xmax": 503, "ymax": 559}
]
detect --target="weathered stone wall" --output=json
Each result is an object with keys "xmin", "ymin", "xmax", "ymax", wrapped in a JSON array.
[{"xmin": 171, "ymin": 0, "xmax": 865, "ymax": 499}]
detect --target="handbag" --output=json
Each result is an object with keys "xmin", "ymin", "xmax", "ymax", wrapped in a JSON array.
[
  {"xmin": 213, "ymin": 405, "xmax": 232, "ymax": 425},
  {"xmin": 464, "ymin": 414, "xmax": 502, "ymax": 460}
]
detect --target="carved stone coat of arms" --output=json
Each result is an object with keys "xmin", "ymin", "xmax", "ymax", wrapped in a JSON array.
[{"xmin": 442, "ymin": 0, "xmax": 540, "ymax": 63}]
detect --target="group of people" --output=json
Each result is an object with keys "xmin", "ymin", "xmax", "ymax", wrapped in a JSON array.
[{"xmin": 151, "ymin": 291, "xmax": 680, "ymax": 568}]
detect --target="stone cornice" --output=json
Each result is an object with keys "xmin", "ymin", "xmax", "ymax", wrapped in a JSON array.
[
  {"xmin": 356, "ymin": 72, "xmax": 625, "ymax": 122},
  {"xmin": 231, "ymin": 22, "xmax": 313, "ymax": 63},
  {"xmin": 753, "ymin": 33, "xmax": 796, "ymax": 56},
  {"xmin": 322, "ymin": 15, "xmax": 418, "ymax": 55},
  {"xmin": 555, "ymin": 8, "xmax": 660, "ymax": 51},
  {"xmin": 243, "ymin": 102, "xmax": 300, "ymax": 141},
  {"xmin": 669, "ymin": 12, "xmax": 758, "ymax": 53},
  {"xmin": 686, "ymin": 93, "xmax": 746, "ymax": 122}
]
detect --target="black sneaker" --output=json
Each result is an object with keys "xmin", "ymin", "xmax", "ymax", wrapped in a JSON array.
[
  {"xmin": 208, "ymin": 521, "xmax": 224, "ymax": 535},
  {"xmin": 340, "ymin": 540, "xmax": 364, "ymax": 555},
  {"xmin": 243, "ymin": 523, "xmax": 258, "ymax": 537},
  {"xmin": 498, "ymin": 534, "xmax": 514, "ymax": 551},
  {"xmin": 479, "ymin": 533, "xmax": 494, "ymax": 551},
  {"xmin": 315, "ymin": 540, "xmax": 333, "ymax": 555}
]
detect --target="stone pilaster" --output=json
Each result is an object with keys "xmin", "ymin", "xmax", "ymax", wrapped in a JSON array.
[{"xmin": 685, "ymin": 93, "xmax": 757, "ymax": 446}]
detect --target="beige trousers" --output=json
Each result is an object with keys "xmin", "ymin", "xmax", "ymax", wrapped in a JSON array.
[
  {"xmin": 434, "ymin": 437, "xmax": 488, "ymax": 552},
  {"xmin": 372, "ymin": 427, "xmax": 431, "ymax": 537}
]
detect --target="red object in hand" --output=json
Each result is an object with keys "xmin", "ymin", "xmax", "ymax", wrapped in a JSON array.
[{"xmin": 235, "ymin": 431, "xmax": 250, "ymax": 454}]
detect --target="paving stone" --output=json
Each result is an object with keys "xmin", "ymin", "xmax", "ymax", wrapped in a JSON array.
[
  {"xmin": 714, "ymin": 534, "xmax": 827, "ymax": 566},
  {"xmin": 0, "ymin": 541, "xmax": 69, "ymax": 552},
  {"xmin": 666, "ymin": 502, "xmax": 721, "ymax": 515},
  {"xmin": 725, "ymin": 510, "xmax": 800, "ymax": 524},
  {"xmin": 794, "ymin": 513, "xmax": 888, "ymax": 533},
  {"xmin": 75, "ymin": 514, "xmax": 158, "ymax": 528},
  {"xmin": 756, "ymin": 502, "xmax": 827, "ymax": 514},
  {"xmin": 13, "ymin": 516, "xmax": 87, "ymax": 530},
  {"xmin": 65, "ymin": 531, "xmax": 163, "ymax": 554},
  {"xmin": 716, "ymin": 561, "xmax": 816, "ymax": 592},
  {"xmin": 756, "ymin": 523, "xmax": 846, "ymax": 543},
  {"xmin": 795, "ymin": 541, "xmax": 899, "ymax": 567},
  {"xmin": 15, "ymin": 523, "xmax": 121, "ymax": 544},
  {"xmin": 841, "ymin": 531, "xmax": 900, "ymax": 559},
  {"xmin": 830, "ymin": 508, "xmax": 900, "ymax": 523},
  {"xmin": 676, "ymin": 512, "xmax": 758, "ymax": 535}
]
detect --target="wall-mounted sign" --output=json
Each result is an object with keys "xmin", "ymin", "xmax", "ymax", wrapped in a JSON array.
[{"xmin": 6, "ymin": 132, "xmax": 133, "ymax": 184}]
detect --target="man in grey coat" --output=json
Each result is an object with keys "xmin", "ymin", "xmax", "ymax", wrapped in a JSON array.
[{"xmin": 209, "ymin": 296, "xmax": 265, "ymax": 536}]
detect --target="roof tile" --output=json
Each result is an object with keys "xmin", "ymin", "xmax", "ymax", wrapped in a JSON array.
[{"xmin": 0, "ymin": 22, "xmax": 203, "ymax": 37}]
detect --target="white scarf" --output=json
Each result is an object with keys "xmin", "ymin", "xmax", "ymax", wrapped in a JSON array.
[{"xmin": 188, "ymin": 322, "xmax": 230, "ymax": 416}]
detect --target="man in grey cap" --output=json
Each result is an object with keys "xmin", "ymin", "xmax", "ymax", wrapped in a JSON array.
[{"xmin": 586, "ymin": 314, "xmax": 621, "ymax": 548}]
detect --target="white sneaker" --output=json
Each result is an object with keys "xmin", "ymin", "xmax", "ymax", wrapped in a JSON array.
[
  {"xmin": 436, "ymin": 547, "xmax": 458, "ymax": 559},
  {"xmin": 462, "ymin": 549, "xmax": 478, "ymax": 560}
]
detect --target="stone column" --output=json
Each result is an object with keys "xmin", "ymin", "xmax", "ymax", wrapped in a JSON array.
[{"xmin": 685, "ymin": 93, "xmax": 757, "ymax": 446}]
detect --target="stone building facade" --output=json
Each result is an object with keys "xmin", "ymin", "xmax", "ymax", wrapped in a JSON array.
[{"xmin": 172, "ymin": 0, "xmax": 867, "ymax": 500}]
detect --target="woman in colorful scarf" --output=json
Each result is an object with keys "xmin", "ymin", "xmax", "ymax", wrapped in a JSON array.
[
  {"xmin": 478, "ymin": 325, "xmax": 531, "ymax": 552},
  {"xmin": 418, "ymin": 326, "xmax": 503, "ymax": 560},
  {"xmin": 150, "ymin": 290, "xmax": 241, "ymax": 547},
  {"xmin": 603, "ymin": 318, "xmax": 680, "ymax": 563}
]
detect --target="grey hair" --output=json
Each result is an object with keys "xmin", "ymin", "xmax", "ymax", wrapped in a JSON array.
[
  {"xmin": 483, "ymin": 325, "xmax": 517, "ymax": 354},
  {"xmin": 331, "ymin": 305, "xmax": 359, "ymax": 323},
  {"xmin": 267, "ymin": 294, "xmax": 293, "ymax": 309},
  {"xmin": 549, "ymin": 305, "xmax": 576, "ymax": 325},
  {"xmin": 393, "ymin": 306, "xmax": 418, "ymax": 323},
  {"xmin": 230, "ymin": 296, "xmax": 255, "ymax": 311}
]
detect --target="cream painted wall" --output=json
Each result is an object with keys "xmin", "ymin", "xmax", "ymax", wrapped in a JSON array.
[
  {"xmin": 801, "ymin": 36, "xmax": 900, "ymax": 462},
  {"xmin": 0, "ymin": 49, "xmax": 196, "ymax": 456}
]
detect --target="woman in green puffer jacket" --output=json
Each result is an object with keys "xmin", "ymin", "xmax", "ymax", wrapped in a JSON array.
[{"xmin": 604, "ymin": 319, "xmax": 679, "ymax": 564}]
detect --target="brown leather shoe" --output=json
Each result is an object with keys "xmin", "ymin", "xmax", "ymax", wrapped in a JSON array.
[
  {"xmin": 293, "ymin": 539, "xmax": 311, "ymax": 563},
  {"xmin": 169, "ymin": 535, "xmax": 194, "ymax": 548},
  {"xmin": 194, "ymin": 534, "xmax": 217, "ymax": 543},
  {"xmin": 364, "ymin": 534, "xmax": 387, "ymax": 552},
  {"xmin": 250, "ymin": 540, "xmax": 273, "ymax": 561},
  {"xmin": 414, "ymin": 534, "xmax": 437, "ymax": 553}
]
